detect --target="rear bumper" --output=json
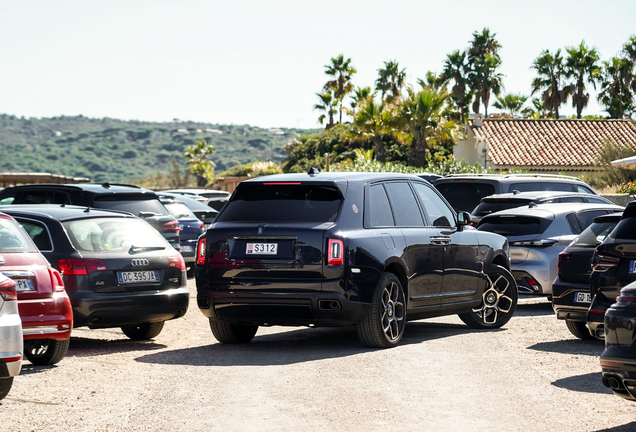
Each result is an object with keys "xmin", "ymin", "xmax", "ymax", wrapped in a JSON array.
[
  {"xmin": 18, "ymin": 292, "xmax": 73, "ymax": 341},
  {"xmin": 70, "ymin": 286, "xmax": 190, "ymax": 328},
  {"xmin": 601, "ymin": 349, "xmax": 636, "ymax": 401},
  {"xmin": 0, "ymin": 356, "xmax": 22, "ymax": 378},
  {"xmin": 552, "ymin": 280, "xmax": 591, "ymax": 321},
  {"xmin": 197, "ymin": 290, "xmax": 371, "ymax": 327}
]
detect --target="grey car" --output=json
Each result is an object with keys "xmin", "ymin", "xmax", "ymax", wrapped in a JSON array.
[
  {"xmin": 477, "ymin": 203, "xmax": 623, "ymax": 296},
  {"xmin": 0, "ymin": 273, "xmax": 22, "ymax": 400}
]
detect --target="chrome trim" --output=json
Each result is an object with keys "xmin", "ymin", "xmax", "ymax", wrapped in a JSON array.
[
  {"xmin": 1, "ymin": 271, "xmax": 35, "ymax": 278},
  {"xmin": 131, "ymin": 259, "xmax": 149, "ymax": 266},
  {"xmin": 23, "ymin": 326, "xmax": 68, "ymax": 336}
]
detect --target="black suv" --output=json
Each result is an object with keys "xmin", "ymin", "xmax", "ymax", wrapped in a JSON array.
[
  {"xmin": 195, "ymin": 171, "xmax": 517, "ymax": 348},
  {"xmin": 0, "ymin": 184, "xmax": 180, "ymax": 247},
  {"xmin": 434, "ymin": 174, "xmax": 598, "ymax": 213}
]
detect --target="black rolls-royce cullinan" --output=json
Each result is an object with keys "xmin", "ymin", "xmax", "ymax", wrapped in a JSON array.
[{"xmin": 195, "ymin": 171, "xmax": 517, "ymax": 348}]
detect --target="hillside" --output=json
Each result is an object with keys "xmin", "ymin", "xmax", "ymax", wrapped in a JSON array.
[{"xmin": 0, "ymin": 114, "xmax": 318, "ymax": 183}]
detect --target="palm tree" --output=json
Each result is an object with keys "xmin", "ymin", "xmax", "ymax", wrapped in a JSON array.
[
  {"xmin": 323, "ymin": 54, "xmax": 357, "ymax": 124},
  {"xmin": 184, "ymin": 140, "xmax": 216, "ymax": 187},
  {"xmin": 530, "ymin": 49, "xmax": 572, "ymax": 119},
  {"xmin": 597, "ymin": 57, "xmax": 635, "ymax": 119},
  {"xmin": 441, "ymin": 50, "xmax": 472, "ymax": 123},
  {"xmin": 467, "ymin": 28, "xmax": 503, "ymax": 116},
  {"xmin": 399, "ymin": 88, "xmax": 457, "ymax": 167},
  {"xmin": 417, "ymin": 72, "xmax": 445, "ymax": 91},
  {"xmin": 353, "ymin": 97, "xmax": 392, "ymax": 163},
  {"xmin": 521, "ymin": 98, "xmax": 551, "ymax": 119},
  {"xmin": 314, "ymin": 91, "xmax": 338, "ymax": 129},
  {"xmin": 349, "ymin": 86, "xmax": 374, "ymax": 112},
  {"xmin": 565, "ymin": 41, "xmax": 602, "ymax": 118},
  {"xmin": 376, "ymin": 60, "xmax": 407, "ymax": 104},
  {"xmin": 493, "ymin": 93, "xmax": 528, "ymax": 117}
]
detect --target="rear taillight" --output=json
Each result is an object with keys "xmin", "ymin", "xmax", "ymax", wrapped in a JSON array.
[
  {"xmin": 57, "ymin": 259, "xmax": 88, "ymax": 276},
  {"xmin": 85, "ymin": 259, "xmax": 108, "ymax": 273},
  {"xmin": 327, "ymin": 239, "xmax": 344, "ymax": 266},
  {"xmin": 592, "ymin": 253, "xmax": 620, "ymax": 272},
  {"xmin": 163, "ymin": 220, "xmax": 180, "ymax": 233},
  {"xmin": 197, "ymin": 238, "xmax": 206, "ymax": 265},
  {"xmin": 511, "ymin": 239, "xmax": 556, "ymax": 247},
  {"xmin": 617, "ymin": 295, "xmax": 636, "ymax": 303},
  {"xmin": 0, "ymin": 278, "xmax": 18, "ymax": 301},
  {"xmin": 4, "ymin": 356, "xmax": 21, "ymax": 363},
  {"xmin": 557, "ymin": 252, "xmax": 572, "ymax": 274},
  {"xmin": 169, "ymin": 255, "xmax": 186, "ymax": 271},
  {"xmin": 48, "ymin": 268, "xmax": 66, "ymax": 292}
]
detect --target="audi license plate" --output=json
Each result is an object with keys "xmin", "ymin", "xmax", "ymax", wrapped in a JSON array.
[
  {"xmin": 14, "ymin": 279, "xmax": 34, "ymax": 291},
  {"xmin": 117, "ymin": 271, "xmax": 160, "ymax": 284},
  {"xmin": 574, "ymin": 292, "xmax": 592, "ymax": 303},
  {"xmin": 246, "ymin": 243, "xmax": 277, "ymax": 255}
]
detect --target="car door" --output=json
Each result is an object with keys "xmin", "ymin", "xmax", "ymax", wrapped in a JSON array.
[
  {"xmin": 412, "ymin": 182, "xmax": 481, "ymax": 306},
  {"xmin": 383, "ymin": 181, "xmax": 443, "ymax": 310}
]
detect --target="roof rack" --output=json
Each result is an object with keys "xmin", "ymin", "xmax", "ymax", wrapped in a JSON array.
[
  {"xmin": 445, "ymin": 173, "xmax": 504, "ymax": 178},
  {"xmin": 500, "ymin": 173, "xmax": 583, "ymax": 181}
]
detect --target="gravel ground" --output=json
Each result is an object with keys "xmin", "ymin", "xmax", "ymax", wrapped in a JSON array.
[{"xmin": 2, "ymin": 281, "xmax": 636, "ymax": 432}]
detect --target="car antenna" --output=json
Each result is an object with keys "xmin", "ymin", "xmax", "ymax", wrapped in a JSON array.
[
  {"xmin": 513, "ymin": 190, "xmax": 520, "ymax": 195},
  {"xmin": 529, "ymin": 202, "xmax": 537, "ymax": 208},
  {"xmin": 84, "ymin": 206, "xmax": 91, "ymax": 213},
  {"xmin": 307, "ymin": 167, "xmax": 320, "ymax": 177}
]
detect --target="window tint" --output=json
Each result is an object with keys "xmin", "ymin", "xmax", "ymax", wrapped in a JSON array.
[
  {"xmin": 217, "ymin": 184, "xmax": 342, "ymax": 223},
  {"xmin": 0, "ymin": 219, "xmax": 37, "ymax": 252},
  {"xmin": 477, "ymin": 216, "xmax": 550, "ymax": 236},
  {"xmin": 472, "ymin": 200, "xmax": 528, "ymax": 217},
  {"xmin": 576, "ymin": 185, "xmax": 595, "ymax": 194},
  {"xmin": 20, "ymin": 191, "xmax": 55, "ymax": 204},
  {"xmin": 559, "ymin": 196, "xmax": 585, "ymax": 203},
  {"xmin": 164, "ymin": 202, "xmax": 196, "ymax": 219},
  {"xmin": 571, "ymin": 221, "xmax": 618, "ymax": 247},
  {"xmin": 94, "ymin": 195, "xmax": 170, "ymax": 216},
  {"xmin": 508, "ymin": 182, "xmax": 540, "ymax": 193},
  {"xmin": 19, "ymin": 220, "xmax": 53, "ymax": 251},
  {"xmin": 63, "ymin": 217, "xmax": 167, "ymax": 252},
  {"xmin": 435, "ymin": 182, "xmax": 495, "ymax": 213},
  {"xmin": 542, "ymin": 182, "xmax": 574, "ymax": 192},
  {"xmin": 384, "ymin": 182, "xmax": 423, "ymax": 227},
  {"xmin": 413, "ymin": 183, "xmax": 454, "ymax": 227},
  {"xmin": 611, "ymin": 217, "xmax": 636, "ymax": 240},
  {"xmin": 587, "ymin": 196, "xmax": 610, "ymax": 204},
  {"xmin": 366, "ymin": 184, "xmax": 394, "ymax": 227},
  {"xmin": 566, "ymin": 210, "xmax": 610, "ymax": 234}
]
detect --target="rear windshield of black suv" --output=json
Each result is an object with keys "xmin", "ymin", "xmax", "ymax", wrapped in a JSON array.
[
  {"xmin": 93, "ymin": 195, "xmax": 170, "ymax": 216},
  {"xmin": 217, "ymin": 183, "xmax": 342, "ymax": 223},
  {"xmin": 435, "ymin": 183, "xmax": 496, "ymax": 212}
]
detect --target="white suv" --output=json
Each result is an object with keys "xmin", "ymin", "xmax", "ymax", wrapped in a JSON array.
[{"xmin": 0, "ymin": 273, "xmax": 22, "ymax": 400}]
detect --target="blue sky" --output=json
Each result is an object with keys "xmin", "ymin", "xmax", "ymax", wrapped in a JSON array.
[{"xmin": 0, "ymin": 0, "xmax": 634, "ymax": 129}]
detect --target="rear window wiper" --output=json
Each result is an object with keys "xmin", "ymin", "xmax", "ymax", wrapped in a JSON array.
[{"xmin": 129, "ymin": 245, "xmax": 166, "ymax": 253}]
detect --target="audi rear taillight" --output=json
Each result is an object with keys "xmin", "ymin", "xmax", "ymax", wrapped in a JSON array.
[
  {"xmin": 48, "ymin": 268, "xmax": 66, "ymax": 292},
  {"xmin": 197, "ymin": 238, "xmax": 206, "ymax": 265},
  {"xmin": 0, "ymin": 278, "xmax": 17, "ymax": 301},
  {"xmin": 58, "ymin": 259, "xmax": 88, "ymax": 276},
  {"xmin": 328, "ymin": 239, "xmax": 344, "ymax": 266},
  {"xmin": 163, "ymin": 220, "xmax": 180, "ymax": 233},
  {"xmin": 85, "ymin": 259, "xmax": 108, "ymax": 273},
  {"xmin": 169, "ymin": 255, "xmax": 186, "ymax": 271}
]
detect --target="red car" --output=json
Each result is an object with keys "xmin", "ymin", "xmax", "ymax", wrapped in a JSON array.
[{"xmin": 0, "ymin": 212, "xmax": 73, "ymax": 365}]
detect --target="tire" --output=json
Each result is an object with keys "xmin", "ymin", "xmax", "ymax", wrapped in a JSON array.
[
  {"xmin": 0, "ymin": 377, "xmax": 13, "ymax": 400},
  {"xmin": 209, "ymin": 319, "xmax": 258, "ymax": 344},
  {"xmin": 187, "ymin": 266, "xmax": 195, "ymax": 279},
  {"xmin": 121, "ymin": 322, "xmax": 165, "ymax": 340},
  {"xmin": 459, "ymin": 265, "xmax": 518, "ymax": 329},
  {"xmin": 24, "ymin": 338, "xmax": 70, "ymax": 366},
  {"xmin": 566, "ymin": 319, "xmax": 594, "ymax": 340},
  {"xmin": 356, "ymin": 272, "xmax": 406, "ymax": 348}
]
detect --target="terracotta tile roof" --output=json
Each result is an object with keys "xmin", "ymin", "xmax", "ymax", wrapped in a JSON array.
[{"xmin": 468, "ymin": 119, "xmax": 636, "ymax": 168}]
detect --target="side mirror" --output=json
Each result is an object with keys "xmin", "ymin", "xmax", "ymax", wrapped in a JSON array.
[{"xmin": 457, "ymin": 211, "xmax": 472, "ymax": 228}]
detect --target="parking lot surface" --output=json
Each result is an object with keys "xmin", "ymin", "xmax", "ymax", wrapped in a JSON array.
[{"xmin": 2, "ymin": 280, "xmax": 636, "ymax": 432}]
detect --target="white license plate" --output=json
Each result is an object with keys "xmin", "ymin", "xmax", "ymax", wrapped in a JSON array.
[
  {"xmin": 246, "ymin": 243, "xmax": 278, "ymax": 255},
  {"xmin": 574, "ymin": 292, "xmax": 592, "ymax": 303},
  {"xmin": 117, "ymin": 271, "xmax": 160, "ymax": 284},
  {"xmin": 180, "ymin": 245, "xmax": 193, "ymax": 253},
  {"xmin": 15, "ymin": 279, "xmax": 34, "ymax": 291}
]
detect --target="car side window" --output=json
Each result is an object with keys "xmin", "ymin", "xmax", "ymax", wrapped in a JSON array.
[
  {"xmin": 384, "ymin": 182, "xmax": 424, "ymax": 227},
  {"xmin": 576, "ymin": 210, "xmax": 611, "ymax": 231},
  {"xmin": 586, "ymin": 196, "xmax": 610, "ymax": 204},
  {"xmin": 412, "ymin": 182, "xmax": 454, "ymax": 227},
  {"xmin": 508, "ymin": 182, "xmax": 539, "ymax": 192},
  {"xmin": 566, "ymin": 213, "xmax": 582, "ymax": 234},
  {"xmin": 366, "ymin": 184, "xmax": 395, "ymax": 227},
  {"xmin": 54, "ymin": 192, "xmax": 72, "ymax": 205},
  {"xmin": 20, "ymin": 191, "xmax": 54, "ymax": 204},
  {"xmin": 576, "ymin": 185, "xmax": 595, "ymax": 194},
  {"xmin": 18, "ymin": 219, "xmax": 53, "ymax": 251},
  {"xmin": 560, "ymin": 196, "xmax": 585, "ymax": 203},
  {"xmin": 0, "ymin": 195, "xmax": 15, "ymax": 205},
  {"xmin": 542, "ymin": 182, "xmax": 574, "ymax": 192}
]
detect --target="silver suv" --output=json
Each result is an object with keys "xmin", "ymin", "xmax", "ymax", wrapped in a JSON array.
[
  {"xmin": 477, "ymin": 203, "xmax": 623, "ymax": 296},
  {"xmin": 434, "ymin": 174, "xmax": 598, "ymax": 213}
]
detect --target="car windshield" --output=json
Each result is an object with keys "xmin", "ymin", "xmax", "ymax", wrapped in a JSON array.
[
  {"xmin": 472, "ymin": 200, "xmax": 528, "ymax": 216},
  {"xmin": 436, "ymin": 183, "xmax": 496, "ymax": 213},
  {"xmin": 164, "ymin": 202, "xmax": 196, "ymax": 219},
  {"xmin": 93, "ymin": 195, "xmax": 169, "ymax": 216},
  {"xmin": 217, "ymin": 184, "xmax": 342, "ymax": 223},
  {"xmin": 571, "ymin": 221, "xmax": 618, "ymax": 247},
  {"xmin": 610, "ymin": 217, "xmax": 636, "ymax": 240},
  {"xmin": 63, "ymin": 217, "xmax": 168, "ymax": 252},
  {"xmin": 0, "ymin": 218, "xmax": 37, "ymax": 252},
  {"xmin": 477, "ymin": 215, "xmax": 550, "ymax": 236}
]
